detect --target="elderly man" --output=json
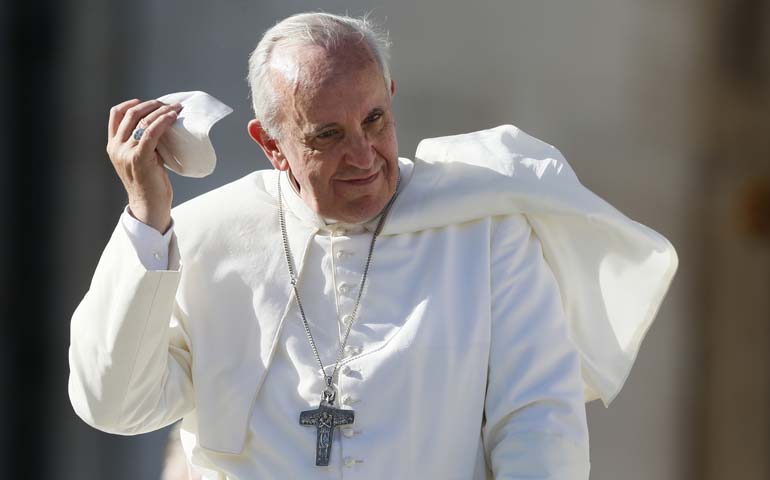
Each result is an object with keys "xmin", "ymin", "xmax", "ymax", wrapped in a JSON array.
[{"xmin": 69, "ymin": 11, "xmax": 677, "ymax": 480}]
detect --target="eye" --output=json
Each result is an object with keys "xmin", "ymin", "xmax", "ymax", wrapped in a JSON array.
[
  {"xmin": 365, "ymin": 112, "xmax": 383, "ymax": 124},
  {"xmin": 317, "ymin": 129, "xmax": 339, "ymax": 139}
]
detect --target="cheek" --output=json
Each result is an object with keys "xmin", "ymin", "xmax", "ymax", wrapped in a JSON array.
[
  {"xmin": 375, "ymin": 123, "xmax": 398, "ymax": 157},
  {"xmin": 299, "ymin": 154, "xmax": 336, "ymax": 187}
]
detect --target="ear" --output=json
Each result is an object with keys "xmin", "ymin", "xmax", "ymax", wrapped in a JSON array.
[
  {"xmin": 247, "ymin": 119, "xmax": 289, "ymax": 171},
  {"xmin": 390, "ymin": 78, "xmax": 396, "ymax": 97}
]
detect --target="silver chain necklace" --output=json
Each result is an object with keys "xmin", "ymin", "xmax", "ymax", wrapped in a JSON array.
[{"xmin": 277, "ymin": 171, "xmax": 400, "ymax": 466}]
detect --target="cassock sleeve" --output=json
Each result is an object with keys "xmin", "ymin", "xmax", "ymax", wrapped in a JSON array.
[
  {"xmin": 484, "ymin": 214, "xmax": 590, "ymax": 479},
  {"xmin": 68, "ymin": 216, "xmax": 194, "ymax": 435}
]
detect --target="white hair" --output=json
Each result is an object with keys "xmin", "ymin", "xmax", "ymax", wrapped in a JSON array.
[{"xmin": 247, "ymin": 12, "xmax": 392, "ymax": 139}]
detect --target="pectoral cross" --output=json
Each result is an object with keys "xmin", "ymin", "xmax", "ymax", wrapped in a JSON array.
[{"xmin": 299, "ymin": 388, "xmax": 355, "ymax": 466}]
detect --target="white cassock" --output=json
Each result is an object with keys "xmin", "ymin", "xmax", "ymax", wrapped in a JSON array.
[{"xmin": 68, "ymin": 125, "xmax": 678, "ymax": 479}]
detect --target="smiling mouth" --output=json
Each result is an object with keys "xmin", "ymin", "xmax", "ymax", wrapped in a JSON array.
[{"xmin": 340, "ymin": 171, "xmax": 379, "ymax": 185}]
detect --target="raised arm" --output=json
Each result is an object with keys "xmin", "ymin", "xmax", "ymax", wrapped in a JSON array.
[{"xmin": 67, "ymin": 99, "xmax": 194, "ymax": 434}]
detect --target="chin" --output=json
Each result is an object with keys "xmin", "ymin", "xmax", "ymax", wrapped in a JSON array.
[{"xmin": 331, "ymin": 196, "xmax": 385, "ymax": 224}]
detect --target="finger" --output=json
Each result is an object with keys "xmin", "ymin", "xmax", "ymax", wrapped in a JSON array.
[
  {"xmin": 136, "ymin": 110, "xmax": 179, "ymax": 157},
  {"xmin": 108, "ymin": 99, "xmax": 140, "ymax": 140},
  {"xmin": 116, "ymin": 99, "xmax": 169, "ymax": 143},
  {"xmin": 134, "ymin": 103, "xmax": 182, "ymax": 135}
]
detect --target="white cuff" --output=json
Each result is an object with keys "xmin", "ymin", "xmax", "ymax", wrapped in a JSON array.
[{"xmin": 120, "ymin": 206, "xmax": 174, "ymax": 271}]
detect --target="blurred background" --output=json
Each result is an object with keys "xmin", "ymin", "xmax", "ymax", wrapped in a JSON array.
[{"xmin": 2, "ymin": 0, "xmax": 769, "ymax": 478}]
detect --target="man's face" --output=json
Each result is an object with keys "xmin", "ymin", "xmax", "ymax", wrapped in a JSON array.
[{"xmin": 250, "ymin": 40, "xmax": 399, "ymax": 224}]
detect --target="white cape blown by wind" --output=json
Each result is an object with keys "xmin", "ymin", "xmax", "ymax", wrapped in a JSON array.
[{"xmin": 386, "ymin": 125, "xmax": 679, "ymax": 406}]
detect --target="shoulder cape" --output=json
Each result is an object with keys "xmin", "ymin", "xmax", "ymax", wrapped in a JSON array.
[{"xmin": 385, "ymin": 125, "xmax": 678, "ymax": 406}]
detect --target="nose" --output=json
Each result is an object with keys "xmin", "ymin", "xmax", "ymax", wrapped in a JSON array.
[{"xmin": 343, "ymin": 130, "xmax": 376, "ymax": 171}]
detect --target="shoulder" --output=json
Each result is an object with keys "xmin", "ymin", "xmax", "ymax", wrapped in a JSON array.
[
  {"xmin": 170, "ymin": 169, "xmax": 279, "ymax": 249},
  {"xmin": 172, "ymin": 169, "xmax": 278, "ymax": 222}
]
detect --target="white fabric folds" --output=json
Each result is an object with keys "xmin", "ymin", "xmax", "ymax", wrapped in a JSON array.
[
  {"xmin": 155, "ymin": 91, "xmax": 232, "ymax": 178},
  {"xmin": 386, "ymin": 125, "xmax": 679, "ymax": 406}
]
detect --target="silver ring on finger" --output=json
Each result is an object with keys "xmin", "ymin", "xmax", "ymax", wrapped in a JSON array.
[{"xmin": 132, "ymin": 126, "xmax": 146, "ymax": 141}]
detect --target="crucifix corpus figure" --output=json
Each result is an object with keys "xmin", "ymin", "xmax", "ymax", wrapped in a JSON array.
[{"xmin": 299, "ymin": 387, "xmax": 355, "ymax": 466}]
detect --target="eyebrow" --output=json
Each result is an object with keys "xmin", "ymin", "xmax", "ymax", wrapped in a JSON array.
[{"xmin": 310, "ymin": 122, "xmax": 338, "ymax": 135}]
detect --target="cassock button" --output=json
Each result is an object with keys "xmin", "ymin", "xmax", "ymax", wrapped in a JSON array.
[
  {"xmin": 342, "ymin": 314, "xmax": 353, "ymax": 325},
  {"xmin": 343, "ymin": 456, "xmax": 356, "ymax": 468},
  {"xmin": 344, "ymin": 345, "xmax": 361, "ymax": 357},
  {"xmin": 338, "ymin": 283, "xmax": 351, "ymax": 295},
  {"xmin": 153, "ymin": 251, "xmax": 162, "ymax": 260},
  {"xmin": 341, "ymin": 365, "xmax": 352, "ymax": 375}
]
